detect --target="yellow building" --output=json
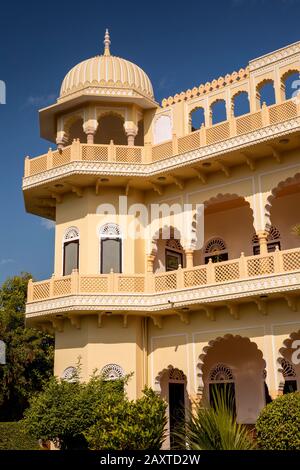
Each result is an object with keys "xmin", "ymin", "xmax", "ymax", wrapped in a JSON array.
[{"xmin": 24, "ymin": 31, "xmax": 300, "ymax": 445}]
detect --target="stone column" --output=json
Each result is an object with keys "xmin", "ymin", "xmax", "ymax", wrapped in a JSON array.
[
  {"xmin": 125, "ymin": 129, "xmax": 137, "ymax": 146},
  {"xmin": 146, "ymin": 254, "xmax": 155, "ymax": 273},
  {"xmin": 85, "ymin": 127, "xmax": 96, "ymax": 144},
  {"xmin": 257, "ymin": 230, "xmax": 269, "ymax": 255},
  {"xmin": 185, "ymin": 249, "xmax": 194, "ymax": 269},
  {"xmin": 83, "ymin": 119, "xmax": 98, "ymax": 145},
  {"xmin": 56, "ymin": 131, "xmax": 69, "ymax": 150}
]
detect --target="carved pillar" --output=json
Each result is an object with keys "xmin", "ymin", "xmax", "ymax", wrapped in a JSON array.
[
  {"xmin": 56, "ymin": 131, "xmax": 69, "ymax": 150},
  {"xmin": 83, "ymin": 120, "xmax": 98, "ymax": 144},
  {"xmin": 146, "ymin": 254, "xmax": 155, "ymax": 273},
  {"xmin": 185, "ymin": 249, "xmax": 194, "ymax": 269},
  {"xmin": 125, "ymin": 129, "xmax": 137, "ymax": 146},
  {"xmin": 257, "ymin": 230, "xmax": 269, "ymax": 255},
  {"xmin": 85, "ymin": 128, "xmax": 96, "ymax": 144}
]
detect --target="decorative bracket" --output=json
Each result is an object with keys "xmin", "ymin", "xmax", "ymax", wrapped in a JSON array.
[
  {"xmin": 216, "ymin": 160, "xmax": 230, "ymax": 177},
  {"xmin": 176, "ymin": 310, "xmax": 190, "ymax": 324},
  {"xmin": 268, "ymin": 145, "xmax": 282, "ymax": 164},
  {"xmin": 192, "ymin": 167, "xmax": 207, "ymax": 184},
  {"xmin": 150, "ymin": 315, "xmax": 162, "ymax": 328},
  {"xmin": 151, "ymin": 183, "xmax": 164, "ymax": 196},
  {"xmin": 241, "ymin": 152, "xmax": 255, "ymax": 171},
  {"xmin": 68, "ymin": 315, "xmax": 81, "ymax": 329},
  {"xmin": 284, "ymin": 295, "xmax": 297, "ymax": 312},
  {"xmin": 254, "ymin": 298, "xmax": 268, "ymax": 315},
  {"xmin": 226, "ymin": 303, "xmax": 239, "ymax": 320},
  {"xmin": 70, "ymin": 185, "xmax": 83, "ymax": 197},
  {"xmin": 202, "ymin": 305, "xmax": 215, "ymax": 321},
  {"xmin": 50, "ymin": 192, "xmax": 63, "ymax": 204},
  {"xmin": 171, "ymin": 175, "xmax": 184, "ymax": 190},
  {"xmin": 51, "ymin": 318, "xmax": 64, "ymax": 332}
]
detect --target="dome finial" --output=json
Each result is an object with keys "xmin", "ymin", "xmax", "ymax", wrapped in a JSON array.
[{"xmin": 103, "ymin": 29, "xmax": 111, "ymax": 56}]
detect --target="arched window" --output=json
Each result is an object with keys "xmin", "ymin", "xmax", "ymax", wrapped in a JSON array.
[
  {"xmin": 257, "ymin": 80, "xmax": 276, "ymax": 107},
  {"xmin": 100, "ymin": 363, "xmax": 125, "ymax": 380},
  {"xmin": 204, "ymin": 238, "xmax": 228, "ymax": 264},
  {"xmin": 63, "ymin": 227, "xmax": 79, "ymax": 276},
  {"xmin": 165, "ymin": 238, "xmax": 184, "ymax": 271},
  {"xmin": 190, "ymin": 107, "xmax": 205, "ymax": 131},
  {"xmin": 61, "ymin": 366, "xmax": 78, "ymax": 383},
  {"xmin": 281, "ymin": 70, "xmax": 300, "ymax": 100},
  {"xmin": 279, "ymin": 358, "xmax": 298, "ymax": 394},
  {"xmin": 252, "ymin": 226, "xmax": 281, "ymax": 255},
  {"xmin": 99, "ymin": 223, "xmax": 122, "ymax": 274},
  {"xmin": 208, "ymin": 363, "xmax": 236, "ymax": 412},
  {"xmin": 210, "ymin": 99, "xmax": 227, "ymax": 125},
  {"xmin": 232, "ymin": 91, "xmax": 250, "ymax": 117}
]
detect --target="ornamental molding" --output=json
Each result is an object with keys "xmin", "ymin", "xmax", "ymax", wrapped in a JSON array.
[
  {"xmin": 26, "ymin": 271, "xmax": 300, "ymax": 318},
  {"xmin": 249, "ymin": 42, "xmax": 300, "ymax": 71},
  {"xmin": 23, "ymin": 118, "xmax": 300, "ymax": 191}
]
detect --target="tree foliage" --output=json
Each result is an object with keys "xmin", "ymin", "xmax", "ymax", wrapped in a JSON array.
[
  {"xmin": 256, "ymin": 392, "xmax": 300, "ymax": 450},
  {"xmin": 23, "ymin": 372, "xmax": 126, "ymax": 449},
  {"xmin": 85, "ymin": 387, "xmax": 167, "ymax": 450},
  {"xmin": 0, "ymin": 273, "xmax": 54, "ymax": 419},
  {"xmin": 23, "ymin": 373, "xmax": 167, "ymax": 450}
]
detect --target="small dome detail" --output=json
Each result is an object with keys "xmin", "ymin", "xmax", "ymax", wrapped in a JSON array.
[{"xmin": 59, "ymin": 29, "xmax": 154, "ymax": 100}]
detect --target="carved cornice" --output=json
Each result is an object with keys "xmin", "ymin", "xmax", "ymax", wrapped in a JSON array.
[
  {"xmin": 249, "ymin": 42, "xmax": 300, "ymax": 71},
  {"xmin": 23, "ymin": 118, "xmax": 300, "ymax": 190},
  {"xmin": 26, "ymin": 271, "xmax": 300, "ymax": 318}
]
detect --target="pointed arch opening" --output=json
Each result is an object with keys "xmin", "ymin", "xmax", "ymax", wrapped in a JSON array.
[
  {"xmin": 281, "ymin": 69, "xmax": 300, "ymax": 100},
  {"xmin": 232, "ymin": 90, "xmax": 250, "ymax": 117},
  {"xmin": 257, "ymin": 79, "xmax": 275, "ymax": 107},
  {"xmin": 94, "ymin": 112, "xmax": 127, "ymax": 145},
  {"xmin": 190, "ymin": 107, "xmax": 205, "ymax": 131},
  {"xmin": 210, "ymin": 99, "xmax": 227, "ymax": 125}
]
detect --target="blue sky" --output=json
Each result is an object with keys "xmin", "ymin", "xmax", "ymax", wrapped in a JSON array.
[{"xmin": 0, "ymin": 0, "xmax": 300, "ymax": 283}]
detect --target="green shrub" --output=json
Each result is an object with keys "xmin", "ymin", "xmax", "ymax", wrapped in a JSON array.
[
  {"xmin": 22, "ymin": 372, "xmax": 124, "ymax": 450},
  {"xmin": 0, "ymin": 422, "xmax": 39, "ymax": 450},
  {"xmin": 256, "ymin": 392, "xmax": 300, "ymax": 450},
  {"xmin": 85, "ymin": 387, "xmax": 167, "ymax": 450}
]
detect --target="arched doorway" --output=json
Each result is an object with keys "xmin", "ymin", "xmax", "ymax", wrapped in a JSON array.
[
  {"xmin": 156, "ymin": 366, "xmax": 187, "ymax": 449},
  {"xmin": 199, "ymin": 335, "xmax": 266, "ymax": 423}
]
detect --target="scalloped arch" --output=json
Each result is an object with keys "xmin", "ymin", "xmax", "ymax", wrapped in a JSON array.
[
  {"xmin": 265, "ymin": 172, "xmax": 300, "ymax": 229},
  {"xmin": 154, "ymin": 365, "xmax": 187, "ymax": 393},
  {"xmin": 197, "ymin": 334, "xmax": 266, "ymax": 390}
]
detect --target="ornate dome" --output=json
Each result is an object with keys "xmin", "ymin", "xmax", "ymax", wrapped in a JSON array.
[{"xmin": 59, "ymin": 30, "xmax": 154, "ymax": 100}]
